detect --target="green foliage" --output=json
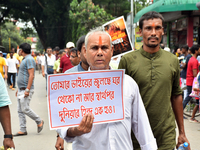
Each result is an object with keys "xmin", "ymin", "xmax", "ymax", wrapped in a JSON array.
[
  {"xmin": 1, "ymin": 22, "xmax": 32, "ymax": 51},
  {"xmin": 1, "ymin": 0, "xmax": 73, "ymax": 49},
  {"xmin": 93, "ymin": 0, "xmax": 130, "ymax": 18},
  {"xmin": 69, "ymin": 0, "xmax": 114, "ymax": 39}
]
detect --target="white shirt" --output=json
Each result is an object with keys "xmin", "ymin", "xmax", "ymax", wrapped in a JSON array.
[
  {"xmin": 58, "ymin": 74, "xmax": 157, "ymax": 150},
  {"xmin": 6, "ymin": 58, "xmax": 18, "ymax": 73},
  {"xmin": 37, "ymin": 55, "xmax": 42, "ymax": 64},
  {"xmin": 41, "ymin": 54, "xmax": 56, "ymax": 74}
]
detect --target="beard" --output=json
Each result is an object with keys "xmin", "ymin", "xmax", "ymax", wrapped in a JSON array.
[{"xmin": 146, "ymin": 44, "xmax": 159, "ymax": 48}]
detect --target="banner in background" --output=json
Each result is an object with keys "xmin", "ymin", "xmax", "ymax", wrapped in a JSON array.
[{"xmin": 103, "ymin": 16, "xmax": 133, "ymax": 57}]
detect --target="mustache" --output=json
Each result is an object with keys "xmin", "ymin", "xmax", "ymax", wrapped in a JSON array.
[{"xmin": 148, "ymin": 37, "xmax": 159, "ymax": 40}]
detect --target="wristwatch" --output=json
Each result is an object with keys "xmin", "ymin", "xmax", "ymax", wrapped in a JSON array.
[
  {"xmin": 25, "ymin": 88, "xmax": 30, "ymax": 93},
  {"xmin": 4, "ymin": 134, "xmax": 13, "ymax": 139}
]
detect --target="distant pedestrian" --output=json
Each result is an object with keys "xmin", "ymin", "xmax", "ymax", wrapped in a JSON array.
[
  {"xmin": 7, "ymin": 51, "xmax": 18, "ymax": 91},
  {"xmin": 180, "ymin": 45, "xmax": 192, "ymax": 100},
  {"xmin": 36, "ymin": 52, "xmax": 42, "ymax": 74},
  {"xmin": 41, "ymin": 47, "xmax": 56, "ymax": 90},
  {"xmin": 69, "ymin": 48, "xmax": 81, "ymax": 66},
  {"xmin": 59, "ymin": 42, "xmax": 74, "ymax": 73},
  {"xmin": 14, "ymin": 43, "xmax": 44, "ymax": 136},
  {"xmin": 54, "ymin": 46, "xmax": 60, "ymax": 60},
  {"xmin": 0, "ymin": 73, "xmax": 15, "ymax": 150},
  {"xmin": 183, "ymin": 45, "xmax": 200, "ymax": 123},
  {"xmin": 53, "ymin": 50, "xmax": 66, "ymax": 74}
]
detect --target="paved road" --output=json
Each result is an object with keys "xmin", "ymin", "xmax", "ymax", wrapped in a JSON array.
[{"xmin": 0, "ymin": 70, "xmax": 199, "ymax": 150}]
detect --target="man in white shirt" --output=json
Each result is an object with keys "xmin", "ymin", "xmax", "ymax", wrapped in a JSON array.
[
  {"xmin": 58, "ymin": 29, "xmax": 157, "ymax": 150},
  {"xmin": 41, "ymin": 47, "xmax": 56, "ymax": 90},
  {"xmin": 7, "ymin": 52, "xmax": 18, "ymax": 90}
]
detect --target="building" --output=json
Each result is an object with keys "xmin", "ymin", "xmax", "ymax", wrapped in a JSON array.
[{"xmin": 134, "ymin": 0, "xmax": 200, "ymax": 51}]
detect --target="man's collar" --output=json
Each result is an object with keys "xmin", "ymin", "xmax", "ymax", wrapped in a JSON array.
[{"xmin": 139, "ymin": 46, "xmax": 162, "ymax": 59}]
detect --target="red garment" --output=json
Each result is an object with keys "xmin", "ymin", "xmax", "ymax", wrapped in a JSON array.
[
  {"xmin": 186, "ymin": 57, "xmax": 199, "ymax": 86},
  {"xmin": 59, "ymin": 54, "xmax": 73, "ymax": 73}
]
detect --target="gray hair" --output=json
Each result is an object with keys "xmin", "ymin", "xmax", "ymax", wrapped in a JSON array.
[{"xmin": 85, "ymin": 28, "xmax": 112, "ymax": 49}]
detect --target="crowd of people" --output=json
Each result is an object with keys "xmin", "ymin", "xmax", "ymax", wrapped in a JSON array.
[{"xmin": 0, "ymin": 11, "xmax": 197, "ymax": 150}]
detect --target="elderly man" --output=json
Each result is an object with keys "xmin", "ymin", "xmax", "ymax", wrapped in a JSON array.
[
  {"xmin": 58, "ymin": 29, "xmax": 157, "ymax": 150},
  {"xmin": 14, "ymin": 43, "xmax": 44, "ymax": 136},
  {"xmin": 118, "ymin": 11, "xmax": 190, "ymax": 150},
  {"xmin": 0, "ymin": 74, "xmax": 15, "ymax": 149}
]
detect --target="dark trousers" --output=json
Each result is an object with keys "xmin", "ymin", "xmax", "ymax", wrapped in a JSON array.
[
  {"xmin": 183, "ymin": 86, "xmax": 192, "ymax": 109},
  {"xmin": 8, "ymin": 73, "xmax": 16, "ymax": 88}
]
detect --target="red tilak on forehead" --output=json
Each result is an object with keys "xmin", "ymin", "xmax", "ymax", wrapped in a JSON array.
[
  {"xmin": 99, "ymin": 36, "xmax": 102, "ymax": 45},
  {"xmin": 152, "ymin": 22, "xmax": 155, "ymax": 27}
]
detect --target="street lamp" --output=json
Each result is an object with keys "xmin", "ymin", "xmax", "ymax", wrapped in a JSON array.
[{"xmin": 196, "ymin": 2, "xmax": 200, "ymax": 10}]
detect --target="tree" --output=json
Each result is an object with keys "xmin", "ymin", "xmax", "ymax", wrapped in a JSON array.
[
  {"xmin": 93, "ymin": 0, "xmax": 131, "ymax": 18},
  {"xmin": 69, "ymin": 0, "xmax": 114, "ymax": 39},
  {"xmin": 1, "ymin": 22, "xmax": 32, "ymax": 51},
  {"xmin": 1, "ymin": 0, "xmax": 73, "ymax": 49}
]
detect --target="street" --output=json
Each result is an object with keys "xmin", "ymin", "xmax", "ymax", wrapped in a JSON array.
[{"xmin": 0, "ymin": 70, "xmax": 199, "ymax": 150}]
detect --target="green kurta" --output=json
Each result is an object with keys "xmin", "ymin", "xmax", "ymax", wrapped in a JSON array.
[{"xmin": 118, "ymin": 47, "xmax": 182, "ymax": 150}]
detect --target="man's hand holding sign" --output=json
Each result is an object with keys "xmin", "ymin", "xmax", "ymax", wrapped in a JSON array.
[{"xmin": 67, "ymin": 113, "xmax": 94, "ymax": 137}]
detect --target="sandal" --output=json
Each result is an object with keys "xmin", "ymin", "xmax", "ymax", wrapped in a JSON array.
[{"xmin": 189, "ymin": 118, "xmax": 199, "ymax": 123}]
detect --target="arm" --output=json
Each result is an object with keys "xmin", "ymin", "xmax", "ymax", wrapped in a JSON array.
[
  {"xmin": 193, "ymin": 69, "xmax": 197, "ymax": 77},
  {"xmin": 55, "ymin": 134, "xmax": 64, "ymax": 150},
  {"xmin": 42, "ymin": 65, "xmax": 45, "ymax": 77},
  {"xmin": 24, "ymin": 68, "xmax": 34, "ymax": 97},
  {"xmin": 0, "ymin": 106, "xmax": 15, "ymax": 149},
  {"xmin": 59, "ymin": 58, "xmax": 63, "ymax": 73},
  {"xmin": 4, "ymin": 65, "xmax": 7, "ymax": 79},
  {"xmin": 171, "ymin": 95, "xmax": 190, "ymax": 149}
]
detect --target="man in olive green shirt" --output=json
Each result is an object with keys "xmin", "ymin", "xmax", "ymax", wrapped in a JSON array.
[{"xmin": 118, "ymin": 11, "xmax": 190, "ymax": 150}]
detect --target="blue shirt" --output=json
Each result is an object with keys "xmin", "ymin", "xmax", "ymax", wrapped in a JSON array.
[
  {"xmin": 0, "ymin": 74, "xmax": 12, "ymax": 107},
  {"xmin": 64, "ymin": 62, "xmax": 85, "ymax": 73},
  {"xmin": 17, "ymin": 54, "xmax": 36, "ymax": 89}
]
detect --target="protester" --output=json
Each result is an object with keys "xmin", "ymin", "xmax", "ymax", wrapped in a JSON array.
[
  {"xmin": 53, "ymin": 50, "xmax": 66, "ymax": 74},
  {"xmin": 36, "ymin": 52, "xmax": 42, "ymax": 74},
  {"xmin": 41, "ymin": 47, "xmax": 56, "ymax": 90},
  {"xmin": 59, "ymin": 42, "xmax": 74, "ymax": 73},
  {"xmin": 69, "ymin": 48, "xmax": 81, "ymax": 66},
  {"xmin": 118, "ymin": 11, "xmax": 190, "ymax": 149},
  {"xmin": 65, "ymin": 42, "xmax": 75, "ymax": 55},
  {"xmin": 55, "ymin": 35, "xmax": 89, "ymax": 150},
  {"xmin": 0, "ymin": 74, "xmax": 15, "ymax": 150},
  {"xmin": 54, "ymin": 46, "xmax": 60, "ymax": 60},
  {"xmin": 58, "ymin": 29, "xmax": 157, "ymax": 150},
  {"xmin": 180, "ymin": 45, "xmax": 192, "ymax": 100},
  {"xmin": 14, "ymin": 43, "xmax": 44, "ymax": 136},
  {"xmin": 6, "ymin": 48, "xmax": 19, "ymax": 61},
  {"xmin": 0, "ymin": 51, "xmax": 7, "ymax": 80},
  {"xmin": 7, "ymin": 52, "xmax": 18, "ymax": 91},
  {"xmin": 183, "ymin": 45, "xmax": 200, "ymax": 122}
]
